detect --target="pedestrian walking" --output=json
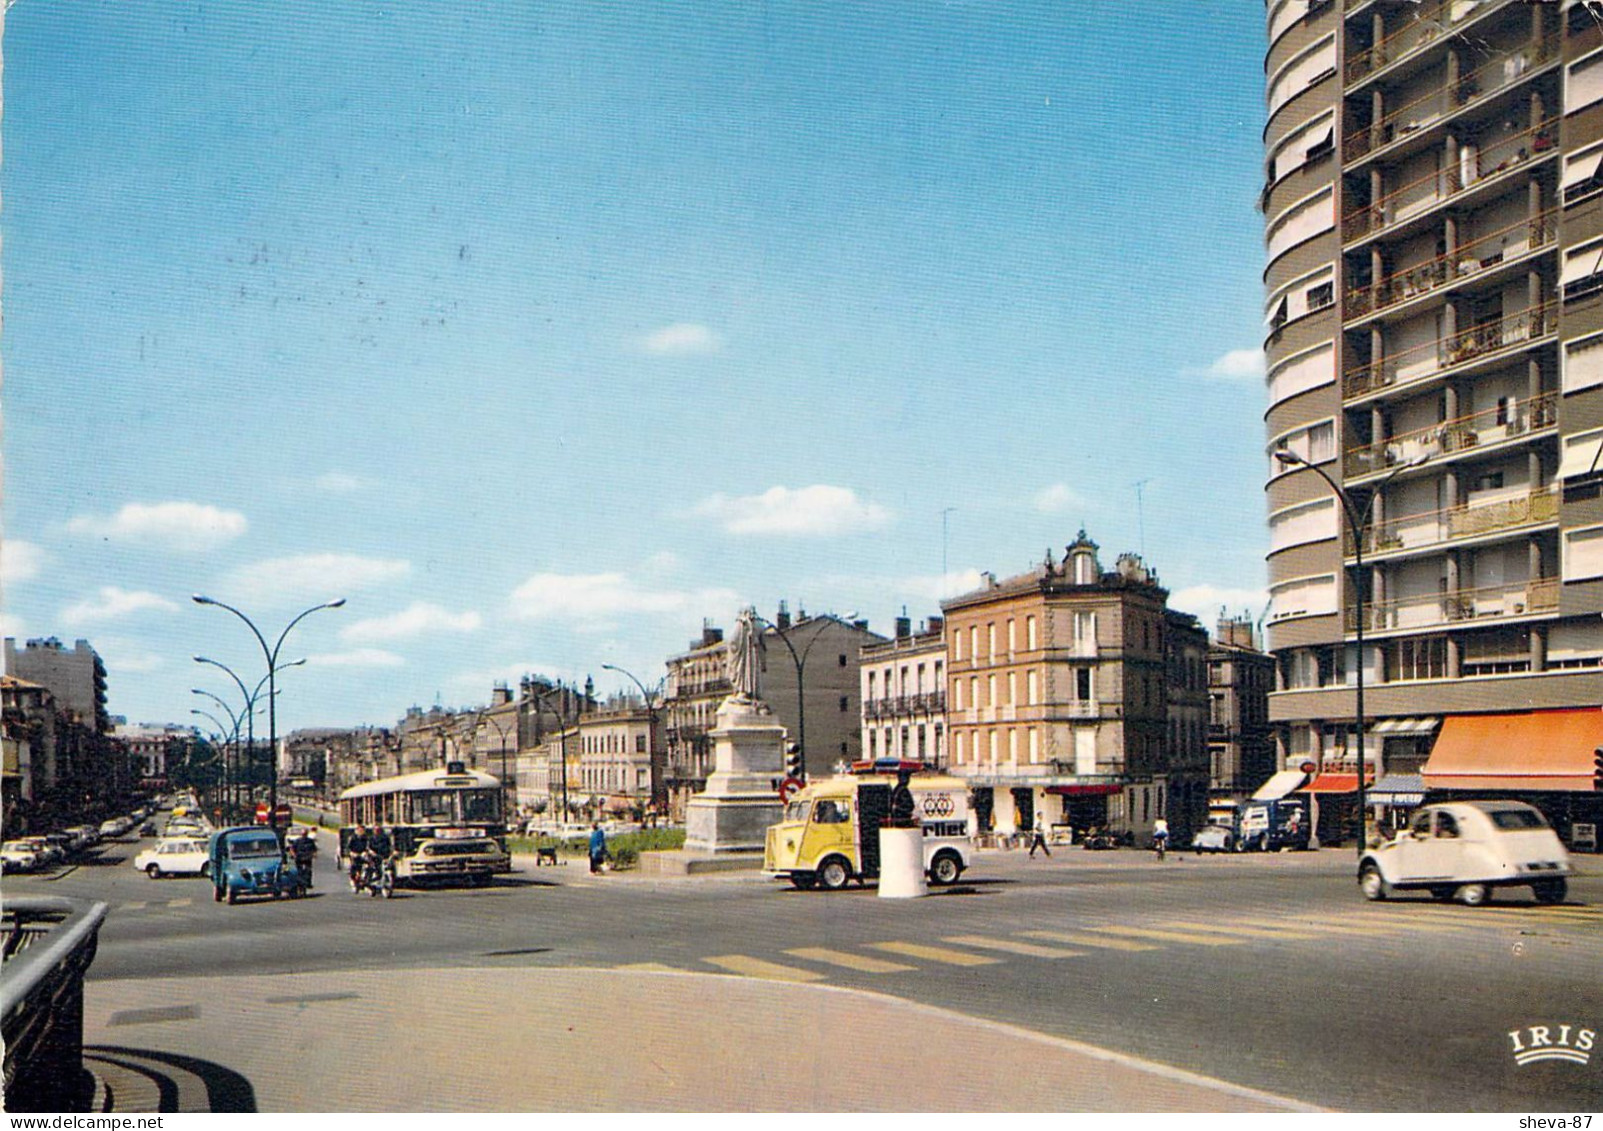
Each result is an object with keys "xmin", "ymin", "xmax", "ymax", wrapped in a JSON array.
[
  {"xmin": 588, "ymin": 822, "xmax": 608, "ymax": 874},
  {"xmin": 1029, "ymin": 816, "xmax": 1051, "ymax": 858}
]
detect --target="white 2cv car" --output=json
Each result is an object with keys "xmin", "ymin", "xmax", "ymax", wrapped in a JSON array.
[{"xmin": 1358, "ymin": 800, "xmax": 1571, "ymax": 906}]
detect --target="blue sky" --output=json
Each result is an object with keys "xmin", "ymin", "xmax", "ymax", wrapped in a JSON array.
[{"xmin": 3, "ymin": 1, "xmax": 1271, "ymax": 732}]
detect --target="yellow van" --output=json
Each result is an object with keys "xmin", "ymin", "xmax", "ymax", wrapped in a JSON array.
[{"xmin": 763, "ymin": 768, "xmax": 971, "ymax": 891}]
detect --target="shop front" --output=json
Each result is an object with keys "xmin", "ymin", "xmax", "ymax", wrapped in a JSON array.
[{"xmin": 1420, "ymin": 709, "xmax": 1603, "ymax": 853}]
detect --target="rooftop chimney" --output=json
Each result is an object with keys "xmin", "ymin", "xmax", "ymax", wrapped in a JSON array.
[
  {"xmin": 895, "ymin": 606, "xmax": 911, "ymax": 639},
  {"xmin": 927, "ymin": 615, "xmax": 944, "ymax": 635},
  {"xmin": 777, "ymin": 600, "xmax": 791, "ymax": 631}
]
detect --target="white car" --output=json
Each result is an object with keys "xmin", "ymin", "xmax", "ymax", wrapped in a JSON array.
[
  {"xmin": 2, "ymin": 840, "xmax": 41, "ymax": 873},
  {"xmin": 133, "ymin": 837, "xmax": 212, "ymax": 879},
  {"xmin": 1359, "ymin": 801, "xmax": 1572, "ymax": 906}
]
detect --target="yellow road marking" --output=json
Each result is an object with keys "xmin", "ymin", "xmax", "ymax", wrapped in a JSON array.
[
  {"xmin": 1158, "ymin": 921, "xmax": 1322, "ymax": 941},
  {"xmin": 1087, "ymin": 926, "xmax": 1245, "ymax": 946},
  {"xmin": 784, "ymin": 947, "xmax": 915, "ymax": 973},
  {"xmin": 867, "ymin": 941, "xmax": 1001, "ymax": 966},
  {"xmin": 123, "ymin": 901, "xmax": 148, "ymax": 911},
  {"xmin": 702, "ymin": 955, "xmax": 827, "ymax": 982},
  {"xmin": 1232, "ymin": 917, "xmax": 1411, "ymax": 937},
  {"xmin": 167, "ymin": 898, "xmax": 193, "ymax": 908},
  {"xmin": 1019, "ymin": 929, "xmax": 1161, "ymax": 952},
  {"xmin": 1341, "ymin": 914, "xmax": 1476, "ymax": 932},
  {"xmin": 942, "ymin": 935, "xmax": 1084, "ymax": 958},
  {"xmin": 615, "ymin": 962, "xmax": 682, "ymax": 973}
]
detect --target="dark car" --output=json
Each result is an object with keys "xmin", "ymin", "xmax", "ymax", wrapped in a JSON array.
[{"xmin": 208, "ymin": 827, "xmax": 307, "ymax": 904}]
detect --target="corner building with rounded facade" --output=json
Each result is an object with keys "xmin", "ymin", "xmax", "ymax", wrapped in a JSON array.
[{"xmin": 1263, "ymin": 0, "xmax": 1603, "ymax": 844}]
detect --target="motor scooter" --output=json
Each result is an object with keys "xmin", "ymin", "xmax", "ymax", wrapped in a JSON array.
[{"xmin": 350, "ymin": 853, "xmax": 395, "ymax": 898}]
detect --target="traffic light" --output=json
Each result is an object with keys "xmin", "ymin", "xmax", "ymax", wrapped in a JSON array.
[
  {"xmin": 785, "ymin": 744, "xmax": 805, "ymax": 782},
  {"xmin": 1595, "ymin": 746, "xmax": 1603, "ymax": 792}
]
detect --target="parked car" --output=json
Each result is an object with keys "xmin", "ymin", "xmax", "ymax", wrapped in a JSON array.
[
  {"xmin": 133, "ymin": 837, "xmax": 212, "ymax": 878},
  {"xmin": 99, "ymin": 818, "xmax": 130, "ymax": 839},
  {"xmin": 2, "ymin": 840, "xmax": 42, "ymax": 873},
  {"xmin": 41, "ymin": 833, "xmax": 73, "ymax": 864},
  {"xmin": 1359, "ymin": 800, "xmax": 1572, "ymax": 906},
  {"xmin": 63, "ymin": 825, "xmax": 100, "ymax": 852},
  {"xmin": 139, "ymin": 820, "xmax": 159, "ymax": 837},
  {"xmin": 1191, "ymin": 825, "xmax": 1234, "ymax": 854}
]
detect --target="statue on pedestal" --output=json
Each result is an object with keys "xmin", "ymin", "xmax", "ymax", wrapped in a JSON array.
[{"xmin": 724, "ymin": 606, "xmax": 764, "ymax": 704}]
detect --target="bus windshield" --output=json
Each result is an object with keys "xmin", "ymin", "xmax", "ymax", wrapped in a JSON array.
[
  {"xmin": 409, "ymin": 791, "xmax": 458, "ymax": 823},
  {"xmin": 461, "ymin": 789, "xmax": 502, "ymax": 823}
]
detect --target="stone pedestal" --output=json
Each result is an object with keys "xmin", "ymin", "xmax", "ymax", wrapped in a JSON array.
[
  {"xmin": 683, "ymin": 697, "xmax": 787, "ymax": 855},
  {"xmin": 877, "ymin": 825, "xmax": 927, "ymax": 899}
]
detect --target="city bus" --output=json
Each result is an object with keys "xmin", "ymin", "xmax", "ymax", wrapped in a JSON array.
[{"xmin": 336, "ymin": 762, "xmax": 511, "ymax": 886}]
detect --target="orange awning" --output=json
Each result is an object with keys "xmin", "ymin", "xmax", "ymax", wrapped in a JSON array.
[
  {"xmin": 1422, "ymin": 709, "xmax": 1603, "ymax": 792},
  {"xmin": 1302, "ymin": 773, "xmax": 1372, "ymax": 794}
]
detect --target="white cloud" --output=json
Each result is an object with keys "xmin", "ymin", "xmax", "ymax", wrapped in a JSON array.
[
  {"xmin": 641, "ymin": 322, "xmax": 721, "ymax": 356},
  {"xmin": 305, "ymin": 648, "xmax": 405, "ymax": 669},
  {"xmin": 66, "ymin": 501, "xmax": 248, "ymax": 552},
  {"xmin": 2, "ymin": 540, "xmax": 46, "ymax": 586},
  {"xmin": 1186, "ymin": 348, "xmax": 1266, "ymax": 381},
  {"xmin": 315, "ymin": 471, "xmax": 367, "ymax": 494},
  {"xmin": 509, "ymin": 572, "xmax": 738, "ymax": 623},
  {"xmin": 93, "ymin": 637, "xmax": 167, "ymax": 674},
  {"xmin": 341, "ymin": 602, "xmax": 482, "ymax": 643},
  {"xmin": 1032, "ymin": 484, "xmax": 1085, "ymax": 515},
  {"xmin": 223, "ymin": 553, "xmax": 411, "ymax": 604},
  {"xmin": 900, "ymin": 568, "xmax": 988, "ymax": 603},
  {"xmin": 62, "ymin": 586, "xmax": 179, "ymax": 626},
  {"xmin": 1168, "ymin": 583, "xmax": 1270, "ymax": 624},
  {"xmin": 693, "ymin": 485, "xmax": 891, "ymax": 537}
]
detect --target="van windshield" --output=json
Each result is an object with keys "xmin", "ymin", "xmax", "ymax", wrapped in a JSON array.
[
  {"xmin": 232, "ymin": 837, "xmax": 281, "ymax": 857},
  {"xmin": 1487, "ymin": 808, "xmax": 1548, "ymax": 831},
  {"xmin": 784, "ymin": 800, "xmax": 811, "ymax": 823}
]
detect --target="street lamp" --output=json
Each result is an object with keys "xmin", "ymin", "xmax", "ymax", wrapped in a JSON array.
[
  {"xmin": 194, "ymin": 656, "xmax": 306, "ymax": 813},
  {"xmin": 190, "ymin": 709, "xmax": 235, "ymax": 812},
  {"xmin": 193, "ymin": 595, "xmax": 344, "ymax": 830},
  {"xmin": 601, "ymin": 662, "xmax": 666, "ymax": 819},
  {"xmin": 534, "ymin": 684, "xmax": 577, "ymax": 821},
  {"xmin": 477, "ymin": 709, "xmax": 515, "ymax": 817},
  {"xmin": 191, "ymin": 689, "xmax": 245, "ymax": 812},
  {"xmin": 749, "ymin": 612, "xmax": 835, "ymax": 779},
  {"xmin": 1273, "ymin": 449, "xmax": 1423, "ymax": 856}
]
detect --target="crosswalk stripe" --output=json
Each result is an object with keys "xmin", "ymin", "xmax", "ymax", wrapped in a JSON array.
[
  {"xmin": 1019, "ymin": 930, "xmax": 1161, "ymax": 952},
  {"xmin": 784, "ymin": 947, "xmax": 915, "ymax": 973},
  {"xmin": 167, "ymin": 898, "xmax": 193, "ymax": 908},
  {"xmin": 615, "ymin": 962, "xmax": 682, "ymax": 973},
  {"xmin": 1341, "ymin": 914, "xmax": 1475, "ymax": 932},
  {"xmin": 1157, "ymin": 921, "xmax": 1322, "ymax": 941},
  {"xmin": 1232, "ymin": 917, "xmax": 1411, "ymax": 937},
  {"xmin": 942, "ymin": 935, "xmax": 1085, "ymax": 958},
  {"xmin": 123, "ymin": 901, "xmax": 148, "ymax": 911},
  {"xmin": 1086, "ymin": 926, "xmax": 1245, "ymax": 946},
  {"xmin": 867, "ymin": 941, "xmax": 1001, "ymax": 967},
  {"xmin": 702, "ymin": 955, "xmax": 827, "ymax": 982}
]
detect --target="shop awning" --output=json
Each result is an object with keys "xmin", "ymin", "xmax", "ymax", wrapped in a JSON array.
[
  {"xmin": 1368, "ymin": 773, "xmax": 1426, "ymax": 807},
  {"xmin": 1371, "ymin": 717, "xmax": 1440, "ymax": 736},
  {"xmin": 1422, "ymin": 710, "xmax": 1603, "ymax": 792},
  {"xmin": 1302, "ymin": 772, "xmax": 1373, "ymax": 794},
  {"xmin": 1044, "ymin": 784, "xmax": 1122, "ymax": 796},
  {"xmin": 1251, "ymin": 770, "xmax": 1309, "ymax": 800}
]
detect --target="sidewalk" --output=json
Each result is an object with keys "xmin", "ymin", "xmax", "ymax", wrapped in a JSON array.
[{"xmin": 81, "ymin": 966, "xmax": 1320, "ymax": 1112}]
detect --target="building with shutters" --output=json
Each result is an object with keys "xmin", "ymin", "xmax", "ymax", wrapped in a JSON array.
[{"xmin": 1262, "ymin": 0, "xmax": 1603, "ymax": 846}]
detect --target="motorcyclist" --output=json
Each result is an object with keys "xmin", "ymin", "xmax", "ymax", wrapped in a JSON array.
[
  {"xmin": 290, "ymin": 830, "xmax": 316, "ymax": 887},
  {"xmin": 346, "ymin": 824, "xmax": 370, "ymax": 886},
  {"xmin": 365, "ymin": 825, "xmax": 395, "ymax": 890}
]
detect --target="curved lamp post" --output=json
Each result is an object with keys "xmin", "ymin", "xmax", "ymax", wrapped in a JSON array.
[
  {"xmin": 194, "ymin": 656, "xmax": 306, "ymax": 811},
  {"xmin": 189, "ymin": 709, "xmax": 235, "ymax": 812},
  {"xmin": 601, "ymin": 662, "xmax": 666, "ymax": 817},
  {"xmin": 749, "ymin": 613, "xmax": 836, "ymax": 780},
  {"xmin": 191, "ymin": 689, "xmax": 245, "ymax": 812},
  {"xmin": 1273, "ymin": 450, "xmax": 1423, "ymax": 856},
  {"xmin": 476, "ymin": 709, "xmax": 515, "ymax": 817},
  {"xmin": 193, "ymin": 596, "xmax": 344, "ymax": 830}
]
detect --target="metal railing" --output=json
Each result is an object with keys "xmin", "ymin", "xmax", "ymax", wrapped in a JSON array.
[
  {"xmin": 1342, "ymin": 33, "xmax": 1556, "ymax": 163},
  {"xmin": 2, "ymin": 897, "xmax": 109, "ymax": 1112},
  {"xmin": 1349, "ymin": 576, "xmax": 1559, "ymax": 632},
  {"xmin": 1344, "ymin": 391, "xmax": 1557, "ymax": 478},
  {"xmin": 1342, "ymin": 297, "xmax": 1558, "ymax": 402},
  {"xmin": 1340, "ymin": 116, "xmax": 1558, "ymax": 244},
  {"xmin": 1348, "ymin": 486, "xmax": 1558, "ymax": 557},
  {"xmin": 1343, "ymin": 0, "xmax": 1520, "ymax": 84},
  {"xmin": 1344, "ymin": 207, "xmax": 1557, "ymax": 320}
]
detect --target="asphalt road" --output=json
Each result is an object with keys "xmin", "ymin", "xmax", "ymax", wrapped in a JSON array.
[{"xmin": 12, "ymin": 829, "xmax": 1603, "ymax": 1112}]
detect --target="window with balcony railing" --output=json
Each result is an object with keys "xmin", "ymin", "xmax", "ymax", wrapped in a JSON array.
[{"xmin": 1342, "ymin": 299, "xmax": 1558, "ymax": 403}]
